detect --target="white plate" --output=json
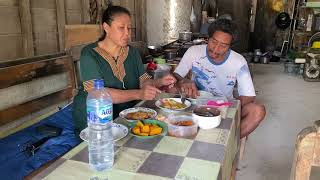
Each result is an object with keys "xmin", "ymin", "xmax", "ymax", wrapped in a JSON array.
[
  {"xmin": 119, "ymin": 107, "xmax": 157, "ymax": 122},
  {"xmin": 187, "ymin": 91, "xmax": 214, "ymax": 104},
  {"xmin": 80, "ymin": 123, "xmax": 128, "ymax": 142},
  {"xmin": 155, "ymin": 98, "xmax": 191, "ymax": 112}
]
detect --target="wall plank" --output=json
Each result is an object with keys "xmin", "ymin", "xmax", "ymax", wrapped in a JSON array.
[
  {"xmin": 64, "ymin": 24, "xmax": 102, "ymax": 50},
  {"xmin": 56, "ymin": 0, "xmax": 66, "ymax": 51},
  {"xmin": 30, "ymin": 0, "xmax": 55, "ymax": 9},
  {"xmin": 66, "ymin": 10, "xmax": 82, "ymax": 24},
  {"xmin": 0, "ymin": 6, "xmax": 21, "ymax": 34},
  {"xmin": 0, "ymin": 0, "xmax": 18, "ymax": 7},
  {"xmin": 33, "ymin": 32, "xmax": 59, "ymax": 55},
  {"xmin": 81, "ymin": 0, "xmax": 90, "ymax": 23},
  {"xmin": 65, "ymin": 0, "xmax": 81, "ymax": 10},
  {"xmin": 0, "ymin": 35, "xmax": 23, "ymax": 60},
  {"xmin": 31, "ymin": 8, "xmax": 57, "ymax": 32},
  {"xmin": 19, "ymin": 0, "xmax": 35, "ymax": 57}
]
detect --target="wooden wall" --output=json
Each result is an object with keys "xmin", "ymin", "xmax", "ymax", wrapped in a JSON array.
[
  {"xmin": 252, "ymin": 0, "xmax": 294, "ymax": 52},
  {"xmin": 0, "ymin": 0, "xmax": 141, "ymax": 61},
  {"xmin": 0, "ymin": 0, "xmax": 24, "ymax": 60}
]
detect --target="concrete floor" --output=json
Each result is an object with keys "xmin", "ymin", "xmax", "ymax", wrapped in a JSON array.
[{"xmin": 237, "ymin": 64, "xmax": 320, "ymax": 180}]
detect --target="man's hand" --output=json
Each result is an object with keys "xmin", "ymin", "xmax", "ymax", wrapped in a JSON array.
[
  {"xmin": 138, "ymin": 85, "xmax": 162, "ymax": 100},
  {"xmin": 157, "ymin": 74, "xmax": 176, "ymax": 88},
  {"xmin": 178, "ymin": 79, "xmax": 199, "ymax": 98}
]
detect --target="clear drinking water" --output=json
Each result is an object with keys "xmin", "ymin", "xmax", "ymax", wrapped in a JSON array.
[{"xmin": 87, "ymin": 79, "xmax": 113, "ymax": 172}]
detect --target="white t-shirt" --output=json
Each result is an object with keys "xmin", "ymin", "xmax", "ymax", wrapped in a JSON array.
[{"xmin": 174, "ymin": 45, "xmax": 255, "ymax": 99}]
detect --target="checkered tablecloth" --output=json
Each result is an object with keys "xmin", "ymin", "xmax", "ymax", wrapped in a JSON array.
[{"xmin": 32, "ymin": 95, "xmax": 241, "ymax": 180}]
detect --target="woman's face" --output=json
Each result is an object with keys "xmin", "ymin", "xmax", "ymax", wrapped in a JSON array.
[{"xmin": 103, "ymin": 14, "xmax": 131, "ymax": 47}]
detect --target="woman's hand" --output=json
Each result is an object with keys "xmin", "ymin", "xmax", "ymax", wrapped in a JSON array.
[
  {"xmin": 157, "ymin": 74, "xmax": 176, "ymax": 88},
  {"xmin": 139, "ymin": 85, "xmax": 162, "ymax": 100}
]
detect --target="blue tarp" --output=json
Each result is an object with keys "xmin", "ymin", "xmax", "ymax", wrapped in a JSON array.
[{"xmin": 0, "ymin": 104, "xmax": 80, "ymax": 180}]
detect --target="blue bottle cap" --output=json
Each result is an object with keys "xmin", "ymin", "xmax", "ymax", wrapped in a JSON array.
[{"xmin": 94, "ymin": 79, "xmax": 104, "ymax": 89}]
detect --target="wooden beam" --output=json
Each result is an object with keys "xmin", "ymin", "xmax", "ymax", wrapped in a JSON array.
[
  {"xmin": 81, "ymin": 0, "xmax": 90, "ymax": 24},
  {"xmin": 56, "ymin": 0, "xmax": 66, "ymax": 51},
  {"xmin": 18, "ymin": 0, "xmax": 34, "ymax": 57}
]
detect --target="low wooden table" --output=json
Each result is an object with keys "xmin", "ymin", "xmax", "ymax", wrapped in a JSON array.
[{"xmin": 30, "ymin": 94, "xmax": 241, "ymax": 180}]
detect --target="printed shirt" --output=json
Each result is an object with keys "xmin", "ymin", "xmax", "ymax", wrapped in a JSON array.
[{"xmin": 174, "ymin": 45, "xmax": 255, "ymax": 99}]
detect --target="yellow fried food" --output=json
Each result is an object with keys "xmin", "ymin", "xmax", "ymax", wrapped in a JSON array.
[
  {"xmin": 141, "ymin": 125, "xmax": 150, "ymax": 133},
  {"xmin": 132, "ymin": 126, "xmax": 141, "ymax": 134},
  {"xmin": 149, "ymin": 127, "xmax": 162, "ymax": 136},
  {"xmin": 161, "ymin": 99, "xmax": 187, "ymax": 109},
  {"xmin": 132, "ymin": 121, "xmax": 163, "ymax": 136}
]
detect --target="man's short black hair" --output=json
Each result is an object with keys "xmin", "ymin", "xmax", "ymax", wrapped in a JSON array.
[{"xmin": 208, "ymin": 19, "xmax": 238, "ymax": 43}]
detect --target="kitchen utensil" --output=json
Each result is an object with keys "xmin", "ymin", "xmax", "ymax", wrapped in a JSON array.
[
  {"xmin": 207, "ymin": 100, "xmax": 233, "ymax": 107},
  {"xmin": 179, "ymin": 31, "xmax": 192, "ymax": 42}
]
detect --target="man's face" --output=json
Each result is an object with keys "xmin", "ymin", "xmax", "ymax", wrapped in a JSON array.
[{"xmin": 207, "ymin": 31, "xmax": 232, "ymax": 61}]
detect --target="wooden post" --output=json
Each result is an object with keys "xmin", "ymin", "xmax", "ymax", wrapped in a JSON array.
[
  {"xmin": 18, "ymin": 0, "xmax": 34, "ymax": 57},
  {"xmin": 81, "ymin": 0, "xmax": 90, "ymax": 24},
  {"xmin": 140, "ymin": 0, "xmax": 146, "ymax": 42},
  {"xmin": 135, "ymin": 0, "xmax": 142, "ymax": 41},
  {"xmin": 56, "ymin": 0, "xmax": 66, "ymax": 51}
]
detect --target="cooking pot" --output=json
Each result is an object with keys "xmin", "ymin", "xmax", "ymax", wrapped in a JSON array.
[
  {"xmin": 260, "ymin": 56, "xmax": 270, "ymax": 64},
  {"xmin": 179, "ymin": 31, "xmax": 192, "ymax": 42},
  {"xmin": 164, "ymin": 49, "xmax": 178, "ymax": 59},
  {"xmin": 148, "ymin": 45, "xmax": 162, "ymax": 55}
]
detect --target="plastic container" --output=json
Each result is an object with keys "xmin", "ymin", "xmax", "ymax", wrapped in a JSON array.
[
  {"xmin": 192, "ymin": 106, "xmax": 221, "ymax": 129},
  {"xmin": 87, "ymin": 79, "xmax": 114, "ymax": 172},
  {"xmin": 167, "ymin": 115, "xmax": 198, "ymax": 138},
  {"xmin": 284, "ymin": 62, "xmax": 300, "ymax": 75}
]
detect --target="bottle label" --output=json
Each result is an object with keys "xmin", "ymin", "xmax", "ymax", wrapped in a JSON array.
[{"xmin": 87, "ymin": 104, "xmax": 113, "ymax": 124}]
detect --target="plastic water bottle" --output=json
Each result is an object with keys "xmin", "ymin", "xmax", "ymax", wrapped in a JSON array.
[{"xmin": 87, "ymin": 79, "xmax": 114, "ymax": 172}]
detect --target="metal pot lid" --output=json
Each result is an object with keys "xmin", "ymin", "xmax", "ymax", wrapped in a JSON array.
[{"xmin": 275, "ymin": 12, "xmax": 291, "ymax": 30}]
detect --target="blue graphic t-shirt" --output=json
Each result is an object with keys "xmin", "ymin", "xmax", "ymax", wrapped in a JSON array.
[{"xmin": 174, "ymin": 45, "xmax": 255, "ymax": 99}]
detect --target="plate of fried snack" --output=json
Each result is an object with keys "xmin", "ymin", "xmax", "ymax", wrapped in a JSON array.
[
  {"xmin": 119, "ymin": 107, "xmax": 157, "ymax": 122},
  {"xmin": 155, "ymin": 98, "xmax": 191, "ymax": 112},
  {"xmin": 130, "ymin": 120, "xmax": 167, "ymax": 139}
]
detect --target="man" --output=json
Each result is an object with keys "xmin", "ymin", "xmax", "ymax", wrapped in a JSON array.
[{"xmin": 174, "ymin": 19, "xmax": 265, "ymax": 138}]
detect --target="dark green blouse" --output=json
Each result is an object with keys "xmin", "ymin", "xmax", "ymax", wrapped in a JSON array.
[{"xmin": 72, "ymin": 42, "xmax": 145, "ymax": 134}]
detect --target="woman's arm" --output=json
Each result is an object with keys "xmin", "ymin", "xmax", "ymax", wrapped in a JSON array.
[{"xmin": 105, "ymin": 85, "xmax": 162, "ymax": 104}]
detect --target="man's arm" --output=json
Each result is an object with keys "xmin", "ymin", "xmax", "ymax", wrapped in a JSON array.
[{"xmin": 237, "ymin": 96, "xmax": 255, "ymax": 106}]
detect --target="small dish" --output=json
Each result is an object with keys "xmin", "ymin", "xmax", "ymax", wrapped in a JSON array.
[
  {"xmin": 80, "ymin": 123, "xmax": 128, "ymax": 142},
  {"xmin": 130, "ymin": 119, "xmax": 168, "ymax": 139},
  {"xmin": 155, "ymin": 98, "xmax": 191, "ymax": 112},
  {"xmin": 119, "ymin": 107, "xmax": 157, "ymax": 122}
]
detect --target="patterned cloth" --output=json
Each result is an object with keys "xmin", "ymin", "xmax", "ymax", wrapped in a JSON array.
[{"xmin": 33, "ymin": 95, "xmax": 241, "ymax": 180}]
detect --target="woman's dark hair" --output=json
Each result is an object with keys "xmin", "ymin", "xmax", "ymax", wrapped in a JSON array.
[
  {"xmin": 208, "ymin": 19, "xmax": 238, "ymax": 43},
  {"xmin": 98, "ymin": 6, "xmax": 131, "ymax": 41}
]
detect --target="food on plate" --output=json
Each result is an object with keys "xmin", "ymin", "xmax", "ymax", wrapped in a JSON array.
[
  {"xmin": 160, "ymin": 99, "xmax": 187, "ymax": 110},
  {"xmin": 126, "ymin": 111, "xmax": 153, "ymax": 120},
  {"xmin": 132, "ymin": 120, "xmax": 162, "ymax": 136},
  {"xmin": 172, "ymin": 120, "xmax": 194, "ymax": 126}
]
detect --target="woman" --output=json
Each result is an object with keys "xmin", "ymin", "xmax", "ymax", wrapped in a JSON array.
[{"xmin": 73, "ymin": 6, "xmax": 176, "ymax": 135}]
